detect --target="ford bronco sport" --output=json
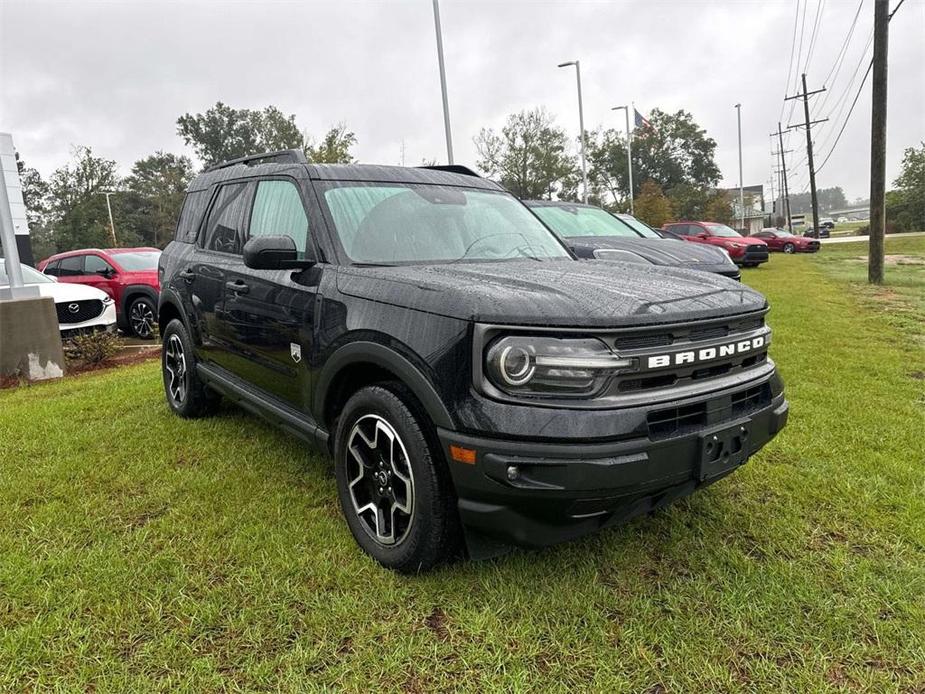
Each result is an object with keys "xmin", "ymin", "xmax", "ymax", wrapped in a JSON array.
[{"xmin": 158, "ymin": 150, "xmax": 788, "ymax": 572}]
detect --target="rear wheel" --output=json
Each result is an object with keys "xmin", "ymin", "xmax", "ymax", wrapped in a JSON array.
[
  {"xmin": 783, "ymin": 243, "xmax": 796, "ymax": 254},
  {"xmin": 128, "ymin": 296, "xmax": 157, "ymax": 339},
  {"xmin": 334, "ymin": 385, "xmax": 460, "ymax": 572},
  {"xmin": 161, "ymin": 318, "xmax": 220, "ymax": 418}
]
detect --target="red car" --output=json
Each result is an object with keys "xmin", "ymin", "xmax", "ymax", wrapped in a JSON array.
[
  {"xmin": 662, "ymin": 221, "xmax": 769, "ymax": 267},
  {"xmin": 38, "ymin": 248, "xmax": 161, "ymax": 338},
  {"xmin": 754, "ymin": 228, "xmax": 820, "ymax": 253}
]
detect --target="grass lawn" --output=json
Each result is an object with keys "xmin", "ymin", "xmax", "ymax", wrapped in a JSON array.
[{"xmin": 1, "ymin": 241, "xmax": 924, "ymax": 692}]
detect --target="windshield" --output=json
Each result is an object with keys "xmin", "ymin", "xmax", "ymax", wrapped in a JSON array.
[
  {"xmin": 112, "ymin": 251, "xmax": 160, "ymax": 271},
  {"xmin": 615, "ymin": 214, "xmax": 661, "ymax": 239},
  {"xmin": 531, "ymin": 205, "xmax": 640, "ymax": 239},
  {"xmin": 0, "ymin": 263, "xmax": 54, "ymax": 286},
  {"xmin": 322, "ymin": 184, "xmax": 571, "ymax": 264},
  {"xmin": 705, "ymin": 223, "xmax": 743, "ymax": 238}
]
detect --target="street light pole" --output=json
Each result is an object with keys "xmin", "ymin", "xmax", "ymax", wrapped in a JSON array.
[
  {"xmin": 735, "ymin": 103, "xmax": 744, "ymax": 232},
  {"xmin": 432, "ymin": 0, "xmax": 454, "ymax": 164},
  {"xmin": 100, "ymin": 191, "xmax": 117, "ymax": 246},
  {"xmin": 558, "ymin": 60, "xmax": 588, "ymax": 203},
  {"xmin": 611, "ymin": 105, "xmax": 634, "ymax": 214}
]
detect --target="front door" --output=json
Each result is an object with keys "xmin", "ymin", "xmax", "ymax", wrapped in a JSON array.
[
  {"xmin": 83, "ymin": 253, "xmax": 120, "ymax": 301},
  {"xmin": 221, "ymin": 178, "xmax": 317, "ymax": 409}
]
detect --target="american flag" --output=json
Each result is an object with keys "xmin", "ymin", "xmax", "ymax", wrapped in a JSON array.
[{"xmin": 634, "ymin": 108, "xmax": 651, "ymax": 130}]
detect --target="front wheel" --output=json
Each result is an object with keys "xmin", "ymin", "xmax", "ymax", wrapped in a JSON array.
[
  {"xmin": 334, "ymin": 385, "xmax": 460, "ymax": 572},
  {"xmin": 783, "ymin": 243, "xmax": 796, "ymax": 254}
]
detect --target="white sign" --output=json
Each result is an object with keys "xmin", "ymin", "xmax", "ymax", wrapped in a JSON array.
[{"xmin": 0, "ymin": 133, "xmax": 28, "ymax": 237}]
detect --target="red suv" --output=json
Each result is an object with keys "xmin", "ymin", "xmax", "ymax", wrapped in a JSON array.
[
  {"xmin": 39, "ymin": 248, "xmax": 161, "ymax": 338},
  {"xmin": 662, "ymin": 222, "xmax": 769, "ymax": 267}
]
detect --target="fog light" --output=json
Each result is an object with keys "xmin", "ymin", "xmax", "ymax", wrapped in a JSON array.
[{"xmin": 506, "ymin": 465, "xmax": 519, "ymax": 481}]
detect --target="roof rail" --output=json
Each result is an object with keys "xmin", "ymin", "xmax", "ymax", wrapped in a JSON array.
[
  {"xmin": 417, "ymin": 164, "xmax": 482, "ymax": 178},
  {"xmin": 203, "ymin": 149, "xmax": 308, "ymax": 173}
]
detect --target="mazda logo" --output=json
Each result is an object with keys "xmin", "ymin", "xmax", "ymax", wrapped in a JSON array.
[{"xmin": 67, "ymin": 303, "xmax": 80, "ymax": 314}]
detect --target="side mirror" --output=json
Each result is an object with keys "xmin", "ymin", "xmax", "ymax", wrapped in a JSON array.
[
  {"xmin": 697, "ymin": 233, "xmax": 709, "ymax": 239},
  {"xmin": 243, "ymin": 235, "xmax": 316, "ymax": 270},
  {"xmin": 97, "ymin": 268, "xmax": 115, "ymax": 278}
]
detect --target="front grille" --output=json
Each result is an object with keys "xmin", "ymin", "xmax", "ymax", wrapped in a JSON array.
[
  {"xmin": 55, "ymin": 299, "xmax": 104, "ymax": 324},
  {"xmin": 602, "ymin": 312, "xmax": 771, "ymax": 398},
  {"xmin": 747, "ymin": 244, "xmax": 768, "ymax": 253},
  {"xmin": 647, "ymin": 383, "xmax": 772, "ymax": 441}
]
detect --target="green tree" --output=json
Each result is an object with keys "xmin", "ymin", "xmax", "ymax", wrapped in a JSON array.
[
  {"xmin": 474, "ymin": 108, "xmax": 578, "ymax": 200},
  {"xmin": 15, "ymin": 153, "xmax": 55, "ymax": 259},
  {"xmin": 704, "ymin": 190, "xmax": 734, "ymax": 225},
  {"xmin": 589, "ymin": 109, "xmax": 720, "ymax": 208},
  {"xmin": 633, "ymin": 181, "xmax": 674, "ymax": 228},
  {"xmin": 305, "ymin": 124, "xmax": 357, "ymax": 164},
  {"xmin": 47, "ymin": 147, "xmax": 120, "ymax": 251},
  {"xmin": 887, "ymin": 142, "xmax": 925, "ymax": 232},
  {"xmin": 177, "ymin": 102, "xmax": 303, "ymax": 167},
  {"xmin": 123, "ymin": 152, "xmax": 195, "ymax": 247},
  {"xmin": 666, "ymin": 182, "xmax": 710, "ymax": 220}
]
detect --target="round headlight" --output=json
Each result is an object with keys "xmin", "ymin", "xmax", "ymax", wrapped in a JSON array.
[{"xmin": 498, "ymin": 344, "xmax": 535, "ymax": 386}]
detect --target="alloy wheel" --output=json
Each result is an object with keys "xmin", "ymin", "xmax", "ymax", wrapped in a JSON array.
[
  {"xmin": 164, "ymin": 334, "xmax": 188, "ymax": 405},
  {"xmin": 131, "ymin": 300, "xmax": 155, "ymax": 338},
  {"xmin": 784, "ymin": 243, "xmax": 795, "ymax": 254},
  {"xmin": 345, "ymin": 414, "xmax": 415, "ymax": 546}
]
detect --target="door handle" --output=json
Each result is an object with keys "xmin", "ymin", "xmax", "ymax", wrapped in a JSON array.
[
  {"xmin": 178, "ymin": 269, "xmax": 195, "ymax": 283},
  {"xmin": 225, "ymin": 280, "xmax": 250, "ymax": 295}
]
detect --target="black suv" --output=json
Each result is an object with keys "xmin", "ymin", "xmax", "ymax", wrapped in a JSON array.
[
  {"xmin": 158, "ymin": 151, "xmax": 788, "ymax": 572},
  {"xmin": 525, "ymin": 200, "xmax": 741, "ymax": 280}
]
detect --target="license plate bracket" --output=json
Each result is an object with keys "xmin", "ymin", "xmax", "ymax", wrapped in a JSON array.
[{"xmin": 698, "ymin": 421, "xmax": 750, "ymax": 481}]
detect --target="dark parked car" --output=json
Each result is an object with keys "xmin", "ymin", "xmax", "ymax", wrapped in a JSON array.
[
  {"xmin": 754, "ymin": 228, "xmax": 820, "ymax": 253},
  {"xmin": 662, "ymin": 221, "xmax": 770, "ymax": 267},
  {"xmin": 803, "ymin": 227, "xmax": 830, "ymax": 239},
  {"xmin": 39, "ymin": 247, "xmax": 161, "ymax": 337},
  {"xmin": 525, "ymin": 201, "xmax": 741, "ymax": 280},
  {"xmin": 158, "ymin": 151, "xmax": 788, "ymax": 572}
]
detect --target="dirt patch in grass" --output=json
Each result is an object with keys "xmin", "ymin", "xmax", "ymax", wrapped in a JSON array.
[
  {"xmin": 0, "ymin": 346, "xmax": 159, "ymax": 390},
  {"xmin": 850, "ymin": 254, "xmax": 925, "ymax": 265}
]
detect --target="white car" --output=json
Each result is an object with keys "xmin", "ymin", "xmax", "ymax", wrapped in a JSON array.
[{"xmin": 1, "ymin": 262, "xmax": 117, "ymax": 338}]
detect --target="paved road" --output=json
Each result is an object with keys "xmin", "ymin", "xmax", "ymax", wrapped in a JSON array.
[{"xmin": 821, "ymin": 231, "xmax": 925, "ymax": 244}]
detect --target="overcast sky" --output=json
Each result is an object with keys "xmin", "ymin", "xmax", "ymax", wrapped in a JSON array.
[{"xmin": 1, "ymin": 0, "xmax": 922, "ymax": 202}]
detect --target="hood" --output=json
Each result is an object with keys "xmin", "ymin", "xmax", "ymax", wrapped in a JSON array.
[
  {"xmin": 567, "ymin": 236, "xmax": 732, "ymax": 267},
  {"xmin": 31, "ymin": 281, "xmax": 109, "ymax": 303},
  {"xmin": 337, "ymin": 259, "xmax": 766, "ymax": 328}
]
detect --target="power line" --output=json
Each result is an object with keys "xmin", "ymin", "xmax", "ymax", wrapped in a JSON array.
[
  {"xmin": 803, "ymin": 0, "xmax": 826, "ymax": 74},
  {"xmin": 821, "ymin": 0, "xmax": 865, "ymax": 89},
  {"xmin": 787, "ymin": 0, "xmax": 811, "ymax": 125},
  {"xmin": 816, "ymin": 59, "xmax": 873, "ymax": 173},
  {"xmin": 780, "ymin": 0, "xmax": 803, "ymax": 123}
]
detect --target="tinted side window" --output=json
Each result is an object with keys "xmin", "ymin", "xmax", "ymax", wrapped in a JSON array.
[
  {"xmin": 59, "ymin": 256, "xmax": 85, "ymax": 276},
  {"xmin": 175, "ymin": 190, "xmax": 209, "ymax": 243},
  {"xmin": 669, "ymin": 225, "xmax": 689, "ymax": 236},
  {"xmin": 85, "ymin": 255, "xmax": 115, "ymax": 274},
  {"xmin": 202, "ymin": 183, "xmax": 251, "ymax": 254},
  {"xmin": 248, "ymin": 180, "xmax": 309, "ymax": 257},
  {"xmin": 44, "ymin": 260, "xmax": 61, "ymax": 276}
]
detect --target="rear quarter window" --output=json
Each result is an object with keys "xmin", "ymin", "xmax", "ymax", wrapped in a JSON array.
[{"xmin": 175, "ymin": 190, "xmax": 210, "ymax": 243}]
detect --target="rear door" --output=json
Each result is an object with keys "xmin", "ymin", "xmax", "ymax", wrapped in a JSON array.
[
  {"xmin": 221, "ymin": 177, "xmax": 317, "ymax": 409},
  {"xmin": 56, "ymin": 255, "xmax": 86, "ymax": 284}
]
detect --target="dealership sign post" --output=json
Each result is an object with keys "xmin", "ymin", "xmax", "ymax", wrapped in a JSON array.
[{"xmin": 0, "ymin": 132, "xmax": 65, "ymax": 380}]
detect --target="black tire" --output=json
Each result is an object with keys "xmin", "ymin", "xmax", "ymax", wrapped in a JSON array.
[
  {"xmin": 783, "ymin": 243, "xmax": 796, "ymax": 254},
  {"xmin": 128, "ymin": 296, "xmax": 157, "ymax": 339},
  {"xmin": 161, "ymin": 318, "xmax": 220, "ymax": 418},
  {"xmin": 333, "ymin": 384, "xmax": 460, "ymax": 573}
]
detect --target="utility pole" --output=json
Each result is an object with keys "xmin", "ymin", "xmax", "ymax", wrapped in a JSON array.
[
  {"xmin": 868, "ymin": 0, "xmax": 889, "ymax": 284},
  {"xmin": 735, "ymin": 104, "xmax": 744, "ymax": 231},
  {"xmin": 771, "ymin": 123, "xmax": 794, "ymax": 233},
  {"xmin": 432, "ymin": 0, "xmax": 454, "ymax": 164},
  {"xmin": 786, "ymin": 74, "xmax": 827, "ymax": 237}
]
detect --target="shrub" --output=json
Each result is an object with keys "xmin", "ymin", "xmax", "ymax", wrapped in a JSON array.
[{"xmin": 64, "ymin": 330, "xmax": 124, "ymax": 366}]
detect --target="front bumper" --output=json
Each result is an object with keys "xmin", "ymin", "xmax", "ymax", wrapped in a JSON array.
[
  {"xmin": 439, "ymin": 383, "xmax": 788, "ymax": 555},
  {"xmin": 58, "ymin": 303, "xmax": 117, "ymax": 340},
  {"xmin": 734, "ymin": 249, "xmax": 769, "ymax": 265}
]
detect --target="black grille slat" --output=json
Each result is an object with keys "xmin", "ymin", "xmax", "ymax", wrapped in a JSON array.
[
  {"xmin": 647, "ymin": 383, "xmax": 772, "ymax": 441},
  {"xmin": 55, "ymin": 300, "xmax": 104, "ymax": 324},
  {"xmin": 613, "ymin": 333, "xmax": 672, "ymax": 350}
]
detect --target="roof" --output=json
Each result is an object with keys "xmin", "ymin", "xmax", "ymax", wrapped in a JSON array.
[
  {"xmin": 189, "ymin": 159, "xmax": 502, "ymax": 193},
  {"xmin": 523, "ymin": 199, "xmax": 597, "ymax": 209},
  {"xmin": 44, "ymin": 247, "xmax": 159, "ymax": 259}
]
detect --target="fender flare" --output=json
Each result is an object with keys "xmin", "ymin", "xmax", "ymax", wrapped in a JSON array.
[
  {"xmin": 314, "ymin": 341, "xmax": 455, "ymax": 430},
  {"xmin": 157, "ymin": 287, "xmax": 200, "ymax": 345},
  {"xmin": 122, "ymin": 284, "xmax": 159, "ymax": 317}
]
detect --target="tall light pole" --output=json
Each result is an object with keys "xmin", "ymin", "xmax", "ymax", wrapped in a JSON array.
[
  {"xmin": 432, "ymin": 0, "xmax": 454, "ymax": 164},
  {"xmin": 611, "ymin": 105, "xmax": 634, "ymax": 214},
  {"xmin": 735, "ymin": 103, "xmax": 744, "ymax": 232},
  {"xmin": 558, "ymin": 60, "xmax": 588, "ymax": 203},
  {"xmin": 99, "ymin": 191, "xmax": 117, "ymax": 245}
]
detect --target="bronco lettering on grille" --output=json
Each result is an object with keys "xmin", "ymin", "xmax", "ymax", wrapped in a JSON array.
[{"xmin": 646, "ymin": 336, "xmax": 766, "ymax": 370}]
